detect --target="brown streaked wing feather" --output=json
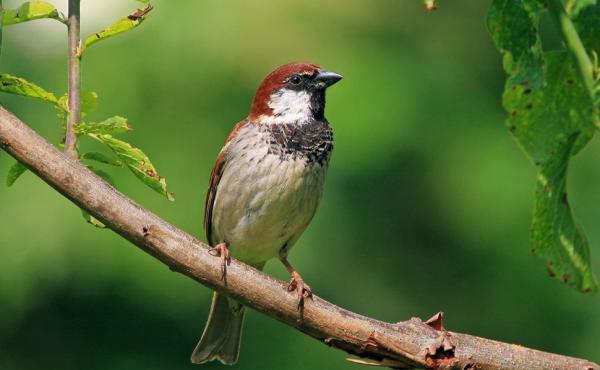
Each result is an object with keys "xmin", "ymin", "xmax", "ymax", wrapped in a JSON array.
[{"xmin": 204, "ymin": 120, "xmax": 249, "ymax": 245}]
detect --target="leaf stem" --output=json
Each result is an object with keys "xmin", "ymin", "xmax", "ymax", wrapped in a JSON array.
[
  {"xmin": 65, "ymin": 0, "xmax": 81, "ymax": 159},
  {"xmin": 548, "ymin": 0, "xmax": 595, "ymax": 99}
]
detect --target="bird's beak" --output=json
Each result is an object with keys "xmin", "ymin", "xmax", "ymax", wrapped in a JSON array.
[{"xmin": 314, "ymin": 69, "xmax": 343, "ymax": 87}]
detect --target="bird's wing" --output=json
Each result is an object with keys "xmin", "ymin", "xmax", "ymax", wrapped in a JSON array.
[{"xmin": 204, "ymin": 119, "xmax": 249, "ymax": 245}]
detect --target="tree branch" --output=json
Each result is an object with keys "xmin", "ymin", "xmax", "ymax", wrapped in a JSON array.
[
  {"xmin": 65, "ymin": 0, "xmax": 80, "ymax": 158},
  {"xmin": 0, "ymin": 105, "xmax": 597, "ymax": 370}
]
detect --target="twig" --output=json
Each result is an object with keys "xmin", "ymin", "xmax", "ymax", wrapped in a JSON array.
[
  {"xmin": 548, "ymin": 0, "xmax": 595, "ymax": 100},
  {"xmin": 64, "ymin": 0, "xmax": 80, "ymax": 158},
  {"xmin": 0, "ymin": 105, "xmax": 597, "ymax": 370}
]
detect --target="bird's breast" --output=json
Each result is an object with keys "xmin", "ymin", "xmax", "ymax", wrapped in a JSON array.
[{"xmin": 210, "ymin": 121, "xmax": 332, "ymax": 264}]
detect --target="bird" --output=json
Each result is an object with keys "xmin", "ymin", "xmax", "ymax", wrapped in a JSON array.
[{"xmin": 190, "ymin": 62, "xmax": 342, "ymax": 365}]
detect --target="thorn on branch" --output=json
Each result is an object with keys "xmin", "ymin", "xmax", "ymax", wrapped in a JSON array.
[
  {"xmin": 424, "ymin": 311, "xmax": 445, "ymax": 331},
  {"xmin": 128, "ymin": 4, "xmax": 153, "ymax": 20}
]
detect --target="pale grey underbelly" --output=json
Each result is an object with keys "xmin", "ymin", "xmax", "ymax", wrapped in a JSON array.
[{"xmin": 211, "ymin": 147, "xmax": 327, "ymax": 264}]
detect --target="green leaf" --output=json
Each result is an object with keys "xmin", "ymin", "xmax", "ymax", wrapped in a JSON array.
[
  {"xmin": 573, "ymin": 2, "xmax": 600, "ymax": 53},
  {"xmin": 81, "ymin": 90, "xmax": 98, "ymax": 117},
  {"xmin": 76, "ymin": 116, "xmax": 131, "ymax": 135},
  {"xmin": 81, "ymin": 165, "xmax": 117, "ymax": 228},
  {"xmin": 505, "ymin": 52, "xmax": 595, "ymax": 161},
  {"xmin": 504, "ymin": 52, "xmax": 598, "ymax": 292},
  {"xmin": 80, "ymin": 152, "xmax": 123, "ymax": 166},
  {"xmin": 0, "ymin": 74, "xmax": 57, "ymax": 103},
  {"xmin": 489, "ymin": 0, "xmax": 599, "ymax": 292},
  {"xmin": 56, "ymin": 90, "xmax": 98, "ymax": 118},
  {"xmin": 83, "ymin": 5, "xmax": 153, "ymax": 50},
  {"xmin": 6, "ymin": 161, "xmax": 27, "ymax": 187},
  {"xmin": 487, "ymin": 0, "xmax": 545, "ymax": 90},
  {"xmin": 3, "ymin": 1, "xmax": 63, "ymax": 26},
  {"xmin": 90, "ymin": 134, "xmax": 173, "ymax": 201},
  {"xmin": 533, "ymin": 134, "xmax": 597, "ymax": 292},
  {"xmin": 566, "ymin": 0, "xmax": 597, "ymax": 17},
  {"xmin": 55, "ymin": 93, "xmax": 69, "ymax": 125}
]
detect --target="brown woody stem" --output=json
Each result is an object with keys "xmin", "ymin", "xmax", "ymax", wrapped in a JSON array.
[{"xmin": 64, "ymin": 0, "xmax": 81, "ymax": 158}]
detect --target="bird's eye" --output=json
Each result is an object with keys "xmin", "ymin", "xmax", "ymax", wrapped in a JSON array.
[{"xmin": 290, "ymin": 75, "xmax": 302, "ymax": 85}]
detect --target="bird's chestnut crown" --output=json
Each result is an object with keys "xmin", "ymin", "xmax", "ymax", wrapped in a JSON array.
[{"xmin": 249, "ymin": 62, "xmax": 342, "ymax": 122}]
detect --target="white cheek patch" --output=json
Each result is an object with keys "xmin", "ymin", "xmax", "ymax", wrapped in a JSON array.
[{"xmin": 262, "ymin": 88, "xmax": 311, "ymax": 124}]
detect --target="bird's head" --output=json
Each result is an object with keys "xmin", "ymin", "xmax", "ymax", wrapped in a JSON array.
[{"xmin": 249, "ymin": 62, "xmax": 342, "ymax": 124}]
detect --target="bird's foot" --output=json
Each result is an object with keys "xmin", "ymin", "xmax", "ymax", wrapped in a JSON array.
[
  {"xmin": 287, "ymin": 271, "xmax": 312, "ymax": 310},
  {"xmin": 208, "ymin": 242, "xmax": 230, "ymax": 281}
]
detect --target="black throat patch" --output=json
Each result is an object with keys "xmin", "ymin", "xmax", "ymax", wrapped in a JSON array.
[{"xmin": 265, "ymin": 119, "xmax": 333, "ymax": 165}]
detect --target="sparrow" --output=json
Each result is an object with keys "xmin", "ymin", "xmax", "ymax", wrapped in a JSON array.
[{"xmin": 190, "ymin": 62, "xmax": 342, "ymax": 365}]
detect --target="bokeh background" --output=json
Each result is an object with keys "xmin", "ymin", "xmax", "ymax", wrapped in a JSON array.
[{"xmin": 1, "ymin": 1, "xmax": 599, "ymax": 369}]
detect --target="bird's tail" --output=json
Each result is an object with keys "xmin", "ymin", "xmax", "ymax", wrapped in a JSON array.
[{"xmin": 191, "ymin": 291, "xmax": 245, "ymax": 365}]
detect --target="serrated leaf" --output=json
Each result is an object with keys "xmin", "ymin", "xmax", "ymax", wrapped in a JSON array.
[
  {"xmin": 56, "ymin": 93, "xmax": 68, "ymax": 125},
  {"xmin": 81, "ymin": 165, "xmax": 117, "ymax": 228},
  {"xmin": 487, "ymin": 0, "xmax": 544, "ymax": 90},
  {"xmin": 506, "ymin": 52, "xmax": 595, "ymax": 161},
  {"xmin": 3, "ymin": 1, "xmax": 63, "ymax": 26},
  {"xmin": 504, "ymin": 51, "xmax": 598, "ymax": 292},
  {"xmin": 533, "ymin": 134, "xmax": 596, "ymax": 292},
  {"xmin": 81, "ymin": 90, "xmax": 98, "ymax": 117},
  {"xmin": 6, "ymin": 161, "xmax": 27, "ymax": 187},
  {"xmin": 489, "ymin": 0, "xmax": 599, "ymax": 292},
  {"xmin": 0, "ymin": 74, "xmax": 57, "ymax": 103},
  {"xmin": 90, "ymin": 134, "xmax": 173, "ymax": 201},
  {"xmin": 76, "ymin": 116, "xmax": 131, "ymax": 135},
  {"xmin": 83, "ymin": 5, "xmax": 153, "ymax": 50},
  {"xmin": 56, "ymin": 90, "xmax": 98, "ymax": 118},
  {"xmin": 80, "ymin": 152, "xmax": 123, "ymax": 166}
]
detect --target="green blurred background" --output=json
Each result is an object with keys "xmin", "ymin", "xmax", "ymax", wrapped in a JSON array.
[{"xmin": 1, "ymin": 0, "xmax": 599, "ymax": 369}]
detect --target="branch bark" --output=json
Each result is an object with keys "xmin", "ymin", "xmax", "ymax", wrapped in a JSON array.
[
  {"xmin": 65, "ymin": 0, "xmax": 80, "ymax": 158},
  {"xmin": 0, "ymin": 105, "xmax": 597, "ymax": 370}
]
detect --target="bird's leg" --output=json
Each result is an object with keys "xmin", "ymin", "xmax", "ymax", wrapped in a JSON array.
[
  {"xmin": 279, "ymin": 254, "xmax": 312, "ymax": 310},
  {"xmin": 208, "ymin": 241, "xmax": 230, "ymax": 281}
]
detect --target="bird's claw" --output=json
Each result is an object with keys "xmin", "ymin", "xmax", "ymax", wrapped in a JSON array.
[
  {"xmin": 288, "ymin": 271, "xmax": 312, "ymax": 310},
  {"xmin": 208, "ymin": 242, "xmax": 230, "ymax": 281}
]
